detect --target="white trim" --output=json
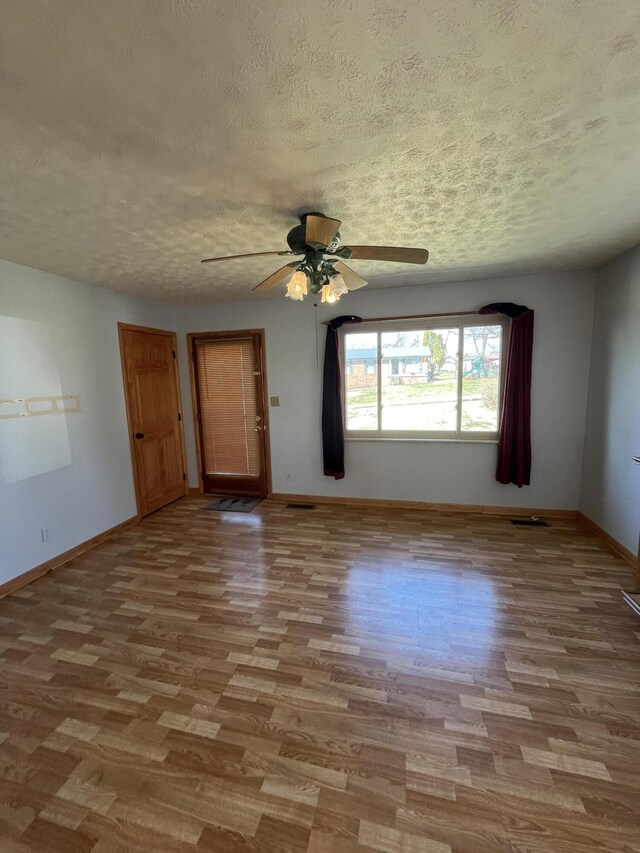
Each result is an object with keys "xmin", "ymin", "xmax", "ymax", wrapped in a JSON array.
[
  {"xmin": 345, "ymin": 437, "xmax": 499, "ymax": 444},
  {"xmin": 340, "ymin": 312, "xmax": 509, "ymax": 443}
]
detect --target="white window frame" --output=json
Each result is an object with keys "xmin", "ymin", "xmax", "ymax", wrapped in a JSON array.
[{"xmin": 341, "ymin": 313, "xmax": 509, "ymax": 442}]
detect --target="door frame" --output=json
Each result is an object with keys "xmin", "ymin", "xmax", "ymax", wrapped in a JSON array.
[
  {"xmin": 118, "ymin": 322, "xmax": 189, "ymax": 517},
  {"xmin": 187, "ymin": 329, "xmax": 272, "ymax": 498}
]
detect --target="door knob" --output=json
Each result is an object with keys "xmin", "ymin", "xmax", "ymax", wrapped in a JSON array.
[{"xmin": 135, "ymin": 432, "xmax": 145, "ymax": 439}]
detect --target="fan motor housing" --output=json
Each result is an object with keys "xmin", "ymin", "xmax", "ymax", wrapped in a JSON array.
[
  {"xmin": 287, "ymin": 212, "xmax": 341, "ymax": 255},
  {"xmin": 286, "ymin": 223, "xmax": 308, "ymax": 255}
]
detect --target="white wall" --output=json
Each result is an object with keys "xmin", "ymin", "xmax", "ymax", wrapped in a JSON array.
[
  {"xmin": 0, "ymin": 259, "xmax": 168, "ymax": 584},
  {"xmin": 0, "ymin": 260, "xmax": 597, "ymax": 587},
  {"xmin": 581, "ymin": 245, "xmax": 640, "ymax": 556},
  {"xmin": 169, "ymin": 270, "xmax": 595, "ymax": 511}
]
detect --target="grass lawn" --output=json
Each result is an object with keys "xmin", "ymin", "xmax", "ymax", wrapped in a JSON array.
[{"xmin": 347, "ymin": 373, "xmax": 494, "ymax": 405}]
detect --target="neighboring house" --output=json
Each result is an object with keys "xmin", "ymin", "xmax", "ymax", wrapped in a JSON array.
[{"xmin": 345, "ymin": 345, "xmax": 500, "ymax": 381}]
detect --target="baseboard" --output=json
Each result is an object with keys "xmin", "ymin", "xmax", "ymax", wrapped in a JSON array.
[
  {"xmin": 577, "ymin": 512, "xmax": 639, "ymax": 572},
  {"xmin": 269, "ymin": 492, "xmax": 578, "ymax": 519},
  {"xmin": 0, "ymin": 514, "xmax": 139, "ymax": 599}
]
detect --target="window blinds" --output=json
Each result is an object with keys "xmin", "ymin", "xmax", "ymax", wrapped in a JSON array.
[{"xmin": 195, "ymin": 338, "xmax": 260, "ymax": 477}]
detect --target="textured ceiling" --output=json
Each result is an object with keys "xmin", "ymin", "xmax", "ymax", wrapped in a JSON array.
[{"xmin": 1, "ymin": 1, "xmax": 640, "ymax": 303}]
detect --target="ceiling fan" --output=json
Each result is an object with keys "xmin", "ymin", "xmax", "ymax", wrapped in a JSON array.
[{"xmin": 201, "ymin": 212, "xmax": 429, "ymax": 303}]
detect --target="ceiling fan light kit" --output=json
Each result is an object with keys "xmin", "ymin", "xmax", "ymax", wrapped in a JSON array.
[
  {"xmin": 201, "ymin": 212, "xmax": 429, "ymax": 302},
  {"xmin": 321, "ymin": 272, "xmax": 348, "ymax": 304},
  {"xmin": 285, "ymin": 269, "xmax": 308, "ymax": 301}
]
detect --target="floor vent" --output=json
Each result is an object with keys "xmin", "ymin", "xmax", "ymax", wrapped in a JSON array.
[
  {"xmin": 286, "ymin": 503, "xmax": 316, "ymax": 510},
  {"xmin": 510, "ymin": 518, "xmax": 549, "ymax": 527}
]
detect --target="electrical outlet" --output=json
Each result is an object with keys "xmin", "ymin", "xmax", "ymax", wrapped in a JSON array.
[
  {"xmin": 40, "ymin": 528, "xmax": 50, "ymax": 542},
  {"xmin": 285, "ymin": 472, "xmax": 292, "ymax": 481},
  {"xmin": 270, "ymin": 396, "xmax": 280, "ymax": 407}
]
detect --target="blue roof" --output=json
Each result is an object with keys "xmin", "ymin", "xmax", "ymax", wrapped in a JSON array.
[
  {"xmin": 346, "ymin": 348, "xmax": 377, "ymax": 360},
  {"xmin": 346, "ymin": 346, "xmax": 432, "ymax": 361}
]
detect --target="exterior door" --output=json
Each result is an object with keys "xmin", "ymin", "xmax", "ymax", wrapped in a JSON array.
[
  {"xmin": 119, "ymin": 324, "xmax": 187, "ymax": 516},
  {"xmin": 189, "ymin": 330, "xmax": 270, "ymax": 498}
]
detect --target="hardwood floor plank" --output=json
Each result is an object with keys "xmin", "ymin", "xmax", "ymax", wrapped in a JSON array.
[{"xmin": 0, "ymin": 497, "xmax": 639, "ymax": 851}]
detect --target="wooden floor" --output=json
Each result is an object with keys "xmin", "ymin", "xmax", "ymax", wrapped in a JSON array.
[{"xmin": 1, "ymin": 497, "xmax": 639, "ymax": 853}]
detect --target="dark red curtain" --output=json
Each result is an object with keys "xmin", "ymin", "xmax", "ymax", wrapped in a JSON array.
[
  {"xmin": 479, "ymin": 302, "xmax": 534, "ymax": 487},
  {"xmin": 322, "ymin": 315, "xmax": 362, "ymax": 479}
]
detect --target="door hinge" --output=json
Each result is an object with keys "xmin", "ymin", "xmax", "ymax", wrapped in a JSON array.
[
  {"xmin": 183, "ymin": 472, "xmax": 186, "ymax": 481},
  {"xmin": 178, "ymin": 413, "xmax": 182, "ymax": 421},
  {"xmin": 172, "ymin": 350, "xmax": 176, "ymax": 359}
]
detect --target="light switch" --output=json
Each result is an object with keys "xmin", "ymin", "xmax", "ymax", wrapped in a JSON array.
[{"xmin": 270, "ymin": 396, "xmax": 280, "ymax": 407}]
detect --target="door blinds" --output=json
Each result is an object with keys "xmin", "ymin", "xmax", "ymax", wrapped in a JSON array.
[{"xmin": 195, "ymin": 338, "xmax": 260, "ymax": 477}]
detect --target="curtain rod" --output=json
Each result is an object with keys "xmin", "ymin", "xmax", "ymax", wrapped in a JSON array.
[{"xmin": 321, "ymin": 310, "xmax": 477, "ymax": 326}]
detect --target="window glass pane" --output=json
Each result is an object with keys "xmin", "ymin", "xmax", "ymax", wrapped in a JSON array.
[
  {"xmin": 345, "ymin": 332, "xmax": 378, "ymax": 430},
  {"xmin": 380, "ymin": 328, "xmax": 459, "ymax": 431},
  {"xmin": 196, "ymin": 338, "xmax": 260, "ymax": 475},
  {"xmin": 461, "ymin": 325, "xmax": 502, "ymax": 432}
]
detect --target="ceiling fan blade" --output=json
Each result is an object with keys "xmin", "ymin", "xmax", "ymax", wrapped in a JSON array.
[
  {"xmin": 201, "ymin": 250, "xmax": 293, "ymax": 264},
  {"xmin": 305, "ymin": 215, "xmax": 342, "ymax": 248},
  {"xmin": 333, "ymin": 260, "xmax": 367, "ymax": 291},
  {"xmin": 252, "ymin": 263, "xmax": 298, "ymax": 292},
  {"xmin": 342, "ymin": 246, "xmax": 429, "ymax": 264}
]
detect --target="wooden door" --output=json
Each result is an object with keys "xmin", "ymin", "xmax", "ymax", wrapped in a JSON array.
[
  {"xmin": 119, "ymin": 324, "xmax": 187, "ymax": 516},
  {"xmin": 189, "ymin": 330, "xmax": 271, "ymax": 498}
]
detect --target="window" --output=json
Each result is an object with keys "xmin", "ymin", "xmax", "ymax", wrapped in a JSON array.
[{"xmin": 343, "ymin": 315, "xmax": 507, "ymax": 440}]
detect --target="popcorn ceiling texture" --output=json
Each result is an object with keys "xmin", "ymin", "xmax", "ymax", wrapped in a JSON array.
[{"xmin": 1, "ymin": 0, "xmax": 640, "ymax": 303}]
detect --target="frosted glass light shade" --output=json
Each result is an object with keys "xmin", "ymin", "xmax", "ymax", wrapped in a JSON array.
[
  {"xmin": 285, "ymin": 270, "xmax": 308, "ymax": 301},
  {"xmin": 329, "ymin": 273, "xmax": 348, "ymax": 297},
  {"xmin": 321, "ymin": 284, "xmax": 338, "ymax": 304}
]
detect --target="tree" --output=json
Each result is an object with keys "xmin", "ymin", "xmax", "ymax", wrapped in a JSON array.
[
  {"xmin": 463, "ymin": 325, "xmax": 501, "ymax": 377},
  {"xmin": 465, "ymin": 325, "xmax": 499, "ymax": 357},
  {"xmin": 387, "ymin": 332, "xmax": 408, "ymax": 348},
  {"xmin": 421, "ymin": 330, "xmax": 446, "ymax": 381}
]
